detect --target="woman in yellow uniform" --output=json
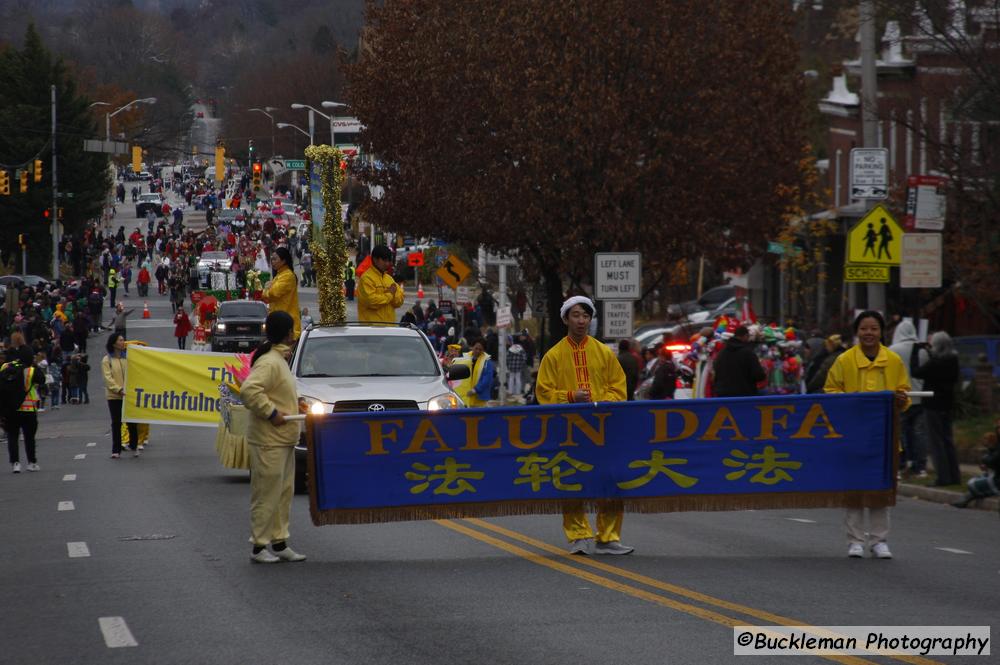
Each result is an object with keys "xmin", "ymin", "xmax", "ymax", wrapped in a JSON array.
[
  {"xmin": 824, "ymin": 310, "xmax": 910, "ymax": 559},
  {"xmin": 240, "ymin": 311, "xmax": 306, "ymax": 564},
  {"xmin": 357, "ymin": 245, "xmax": 405, "ymax": 323},
  {"xmin": 262, "ymin": 247, "xmax": 301, "ymax": 340},
  {"xmin": 535, "ymin": 296, "xmax": 632, "ymax": 556}
]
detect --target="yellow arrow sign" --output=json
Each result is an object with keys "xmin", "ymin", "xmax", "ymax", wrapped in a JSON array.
[
  {"xmin": 436, "ymin": 254, "xmax": 471, "ymax": 290},
  {"xmin": 847, "ymin": 204, "xmax": 903, "ymax": 266}
]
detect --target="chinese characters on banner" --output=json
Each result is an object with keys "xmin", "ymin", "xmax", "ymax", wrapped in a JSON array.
[{"xmin": 305, "ymin": 393, "xmax": 897, "ymax": 525}]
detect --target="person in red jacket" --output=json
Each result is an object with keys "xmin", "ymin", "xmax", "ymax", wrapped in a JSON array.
[
  {"xmin": 137, "ymin": 266, "xmax": 151, "ymax": 297},
  {"xmin": 173, "ymin": 306, "xmax": 193, "ymax": 349}
]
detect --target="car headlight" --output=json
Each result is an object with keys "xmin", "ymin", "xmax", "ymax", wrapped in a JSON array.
[
  {"xmin": 215, "ymin": 323, "xmax": 226, "ymax": 332},
  {"xmin": 428, "ymin": 393, "xmax": 461, "ymax": 411},
  {"xmin": 299, "ymin": 396, "xmax": 326, "ymax": 415}
]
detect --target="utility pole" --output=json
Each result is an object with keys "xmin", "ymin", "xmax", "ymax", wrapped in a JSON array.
[
  {"xmin": 51, "ymin": 84, "xmax": 59, "ymax": 280},
  {"xmin": 860, "ymin": 0, "xmax": 886, "ymax": 312}
]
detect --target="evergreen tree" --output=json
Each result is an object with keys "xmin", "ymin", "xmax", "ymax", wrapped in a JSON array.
[{"xmin": 0, "ymin": 24, "xmax": 109, "ymax": 276}]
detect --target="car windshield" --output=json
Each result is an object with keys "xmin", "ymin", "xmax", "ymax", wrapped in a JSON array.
[
  {"xmin": 201, "ymin": 252, "xmax": 229, "ymax": 262},
  {"xmin": 140, "ymin": 194, "xmax": 160, "ymax": 202},
  {"xmin": 297, "ymin": 334, "xmax": 440, "ymax": 377},
  {"xmin": 220, "ymin": 303, "xmax": 266, "ymax": 318}
]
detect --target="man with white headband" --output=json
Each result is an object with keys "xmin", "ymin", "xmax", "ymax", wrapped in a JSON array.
[{"xmin": 535, "ymin": 295, "xmax": 633, "ymax": 555}]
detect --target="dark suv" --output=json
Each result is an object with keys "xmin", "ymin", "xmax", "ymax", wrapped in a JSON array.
[{"xmin": 211, "ymin": 300, "xmax": 268, "ymax": 352}]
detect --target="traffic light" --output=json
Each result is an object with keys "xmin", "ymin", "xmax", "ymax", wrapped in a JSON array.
[
  {"xmin": 58, "ymin": 207, "xmax": 64, "ymax": 220},
  {"xmin": 19, "ymin": 170, "xmax": 28, "ymax": 193},
  {"xmin": 43, "ymin": 209, "xmax": 50, "ymax": 220},
  {"xmin": 17, "ymin": 233, "xmax": 25, "ymax": 247},
  {"xmin": 252, "ymin": 161, "xmax": 262, "ymax": 191},
  {"xmin": 33, "ymin": 159, "xmax": 42, "ymax": 183},
  {"xmin": 0, "ymin": 170, "xmax": 9, "ymax": 195},
  {"xmin": 248, "ymin": 139, "xmax": 255, "ymax": 157}
]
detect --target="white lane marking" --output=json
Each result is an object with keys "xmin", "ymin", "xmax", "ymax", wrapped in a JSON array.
[
  {"xmin": 86, "ymin": 442, "xmax": 97, "ymax": 447},
  {"xmin": 67, "ymin": 542, "xmax": 91, "ymax": 558},
  {"xmin": 58, "ymin": 501, "xmax": 75, "ymax": 511},
  {"xmin": 936, "ymin": 547, "xmax": 973, "ymax": 555},
  {"xmin": 74, "ymin": 454, "xmax": 86, "ymax": 460},
  {"xmin": 785, "ymin": 518, "xmax": 817, "ymax": 523},
  {"xmin": 98, "ymin": 617, "xmax": 138, "ymax": 648},
  {"xmin": 63, "ymin": 474, "xmax": 76, "ymax": 481}
]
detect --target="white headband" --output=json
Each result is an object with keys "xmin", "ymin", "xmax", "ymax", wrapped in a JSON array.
[{"xmin": 560, "ymin": 295, "xmax": 596, "ymax": 320}]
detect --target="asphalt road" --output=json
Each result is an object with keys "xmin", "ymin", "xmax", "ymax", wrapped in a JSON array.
[{"xmin": 4, "ymin": 197, "xmax": 996, "ymax": 665}]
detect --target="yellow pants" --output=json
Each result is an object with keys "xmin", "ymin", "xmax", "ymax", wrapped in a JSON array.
[
  {"xmin": 121, "ymin": 423, "xmax": 149, "ymax": 445},
  {"xmin": 562, "ymin": 503, "xmax": 622, "ymax": 543},
  {"xmin": 248, "ymin": 443, "xmax": 295, "ymax": 547}
]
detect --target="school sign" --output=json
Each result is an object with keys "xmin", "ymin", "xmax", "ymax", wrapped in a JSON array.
[{"xmin": 305, "ymin": 393, "xmax": 898, "ymax": 525}]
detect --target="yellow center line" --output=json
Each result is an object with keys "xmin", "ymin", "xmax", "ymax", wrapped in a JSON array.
[
  {"xmin": 454, "ymin": 518, "xmax": 947, "ymax": 665},
  {"xmin": 435, "ymin": 519, "xmax": 879, "ymax": 665}
]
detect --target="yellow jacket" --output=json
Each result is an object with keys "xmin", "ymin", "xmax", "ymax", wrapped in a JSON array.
[
  {"xmin": 102, "ymin": 355, "xmax": 128, "ymax": 401},
  {"xmin": 239, "ymin": 345, "xmax": 300, "ymax": 446},
  {"xmin": 824, "ymin": 344, "xmax": 910, "ymax": 410},
  {"xmin": 262, "ymin": 267, "xmax": 301, "ymax": 339},
  {"xmin": 357, "ymin": 266, "xmax": 404, "ymax": 323},
  {"xmin": 536, "ymin": 336, "xmax": 626, "ymax": 404}
]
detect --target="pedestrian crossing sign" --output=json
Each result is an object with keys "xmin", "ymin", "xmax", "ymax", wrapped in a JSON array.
[{"xmin": 846, "ymin": 204, "xmax": 903, "ymax": 266}]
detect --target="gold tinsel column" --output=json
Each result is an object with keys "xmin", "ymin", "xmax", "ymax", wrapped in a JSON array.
[{"xmin": 303, "ymin": 145, "xmax": 348, "ymax": 325}]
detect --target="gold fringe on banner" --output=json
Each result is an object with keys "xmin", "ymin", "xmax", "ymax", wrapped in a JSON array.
[{"xmin": 308, "ymin": 490, "xmax": 896, "ymax": 527}]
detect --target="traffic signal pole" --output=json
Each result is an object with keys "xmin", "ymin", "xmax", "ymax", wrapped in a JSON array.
[{"xmin": 51, "ymin": 84, "xmax": 59, "ymax": 280}]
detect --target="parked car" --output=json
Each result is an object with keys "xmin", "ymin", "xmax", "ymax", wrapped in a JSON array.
[
  {"xmin": 197, "ymin": 251, "xmax": 231, "ymax": 287},
  {"xmin": 669, "ymin": 284, "xmax": 736, "ymax": 318},
  {"xmin": 953, "ymin": 335, "xmax": 1000, "ymax": 382},
  {"xmin": 0, "ymin": 274, "xmax": 51, "ymax": 290},
  {"xmin": 291, "ymin": 324, "xmax": 470, "ymax": 493},
  {"xmin": 135, "ymin": 192, "xmax": 165, "ymax": 218},
  {"xmin": 211, "ymin": 300, "xmax": 267, "ymax": 352}
]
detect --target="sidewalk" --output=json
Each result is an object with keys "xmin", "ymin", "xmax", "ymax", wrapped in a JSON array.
[{"xmin": 897, "ymin": 463, "xmax": 999, "ymax": 512}]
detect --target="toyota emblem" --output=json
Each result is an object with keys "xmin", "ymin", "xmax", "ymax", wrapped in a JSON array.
[{"xmin": 368, "ymin": 403, "xmax": 386, "ymax": 412}]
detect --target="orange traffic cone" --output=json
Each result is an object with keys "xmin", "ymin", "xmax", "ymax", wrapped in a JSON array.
[
  {"xmin": 142, "ymin": 301, "xmax": 150, "ymax": 319},
  {"xmin": 417, "ymin": 282, "xmax": 424, "ymax": 299}
]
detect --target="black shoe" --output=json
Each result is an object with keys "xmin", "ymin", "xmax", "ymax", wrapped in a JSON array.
[{"xmin": 951, "ymin": 494, "xmax": 978, "ymax": 508}]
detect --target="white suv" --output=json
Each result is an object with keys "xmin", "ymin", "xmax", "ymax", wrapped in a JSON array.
[{"xmin": 291, "ymin": 323, "xmax": 469, "ymax": 492}]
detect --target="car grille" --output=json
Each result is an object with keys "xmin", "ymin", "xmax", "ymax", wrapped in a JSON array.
[
  {"xmin": 333, "ymin": 400, "xmax": 420, "ymax": 412},
  {"xmin": 229, "ymin": 323, "xmax": 261, "ymax": 335}
]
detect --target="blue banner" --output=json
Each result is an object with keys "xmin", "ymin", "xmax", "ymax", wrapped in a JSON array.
[{"xmin": 306, "ymin": 393, "xmax": 898, "ymax": 525}]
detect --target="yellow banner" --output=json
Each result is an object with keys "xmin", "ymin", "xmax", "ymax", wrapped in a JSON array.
[
  {"xmin": 132, "ymin": 145, "xmax": 142, "ymax": 173},
  {"xmin": 123, "ymin": 346, "xmax": 244, "ymax": 427}
]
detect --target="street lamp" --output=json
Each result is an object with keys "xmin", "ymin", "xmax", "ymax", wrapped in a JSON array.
[
  {"xmin": 107, "ymin": 97, "xmax": 157, "ymax": 142},
  {"xmin": 248, "ymin": 106, "xmax": 278, "ymax": 158},
  {"xmin": 291, "ymin": 102, "xmax": 342, "ymax": 146},
  {"xmin": 89, "ymin": 101, "xmax": 111, "ymax": 109},
  {"xmin": 276, "ymin": 122, "xmax": 311, "ymax": 140},
  {"xmin": 321, "ymin": 101, "xmax": 348, "ymax": 146}
]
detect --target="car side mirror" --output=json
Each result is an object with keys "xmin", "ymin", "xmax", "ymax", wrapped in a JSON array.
[{"xmin": 446, "ymin": 364, "xmax": 470, "ymax": 380}]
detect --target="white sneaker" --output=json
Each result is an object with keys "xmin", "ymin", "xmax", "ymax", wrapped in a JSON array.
[
  {"xmin": 594, "ymin": 540, "xmax": 635, "ymax": 555},
  {"xmin": 847, "ymin": 543, "xmax": 864, "ymax": 558},
  {"xmin": 26, "ymin": 463, "xmax": 40, "ymax": 472},
  {"xmin": 272, "ymin": 546, "xmax": 306, "ymax": 562},
  {"xmin": 12, "ymin": 462, "xmax": 21, "ymax": 473},
  {"xmin": 250, "ymin": 549, "xmax": 280, "ymax": 564},
  {"xmin": 871, "ymin": 542, "xmax": 893, "ymax": 559},
  {"xmin": 568, "ymin": 538, "xmax": 593, "ymax": 555}
]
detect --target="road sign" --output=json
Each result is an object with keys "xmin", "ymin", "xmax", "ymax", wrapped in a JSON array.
[
  {"xmin": 456, "ymin": 286, "xmax": 473, "ymax": 304},
  {"xmin": 594, "ymin": 252, "xmax": 642, "ymax": 300},
  {"xmin": 901, "ymin": 233, "xmax": 942, "ymax": 288},
  {"xmin": 767, "ymin": 241, "xmax": 785, "ymax": 255},
  {"xmin": 83, "ymin": 139, "xmax": 129, "ymax": 155},
  {"xmin": 496, "ymin": 306, "xmax": 512, "ymax": 329},
  {"xmin": 602, "ymin": 301, "xmax": 634, "ymax": 339},
  {"xmin": 285, "ymin": 159, "xmax": 306, "ymax": 170},
  {"xmin": 436, "ymin": 254, "xmax": 471, "ymax": 290},
  {"xmin": 407, "ymin": 251, "xmax": 425, "ymax": 267},
  {"xmin": 844, "ymin": 264, "xmax": 890, "ymax": 283},
  {"xmin": 904, "ymin": 175, "xmax": 947, "ymax": 231},
  {"xmin": 847, "ymin": 204, "xmax": 903, "ymax": 266},
  {"xmin": 850, "ymin": 148, "xmax": 888, "ymax": 199}
]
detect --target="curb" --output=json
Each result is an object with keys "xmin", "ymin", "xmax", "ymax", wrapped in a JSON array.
[{"xmin": 897, "ymin": 482, "xmax": 1000, "ymax": 512}]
